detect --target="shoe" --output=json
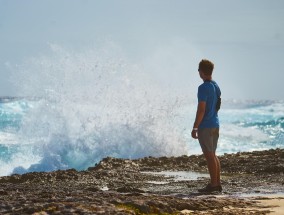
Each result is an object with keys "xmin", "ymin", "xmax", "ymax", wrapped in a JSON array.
[{"xmin": 198, "ymin": 184, "xmax": 222, "ymax": 193}]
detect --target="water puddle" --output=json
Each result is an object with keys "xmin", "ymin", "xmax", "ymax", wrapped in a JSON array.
[
  {"xmin": 147, "ymin": 181, "xmax": 169, "ymax": 185},
  {"xmin": 234, "ymin": 192, "xmax": 284, "ymax": 198},
  {"xmin": 143, "ymin": 171, "xmax": 209, "ymax": 183}
]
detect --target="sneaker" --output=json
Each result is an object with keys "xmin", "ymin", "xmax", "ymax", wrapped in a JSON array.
[{"xmin": 198, "ymin": 184, "xmax": 222, "ymax": 193}]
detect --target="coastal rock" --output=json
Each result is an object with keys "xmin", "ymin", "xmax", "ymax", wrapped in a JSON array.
[
  {"xmin": 117, "ymin": 186, "xmax": 145, "ymax": 193},
  {"xmin": 0, "ymin": 189, "xmax": 8, "ymax": 195},
  {"xmin": 0, "ymin": 148, "xmax": 283, "ymax": 214}
]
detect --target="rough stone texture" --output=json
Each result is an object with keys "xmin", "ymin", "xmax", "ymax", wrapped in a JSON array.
[{"xmin": 0, "ymin": 148, "xmax": 283, "ymax": 214}]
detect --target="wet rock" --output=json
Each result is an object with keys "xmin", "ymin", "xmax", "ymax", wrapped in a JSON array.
[
  {"xmin": 0, "ymin": 189, "xmax": 8, "ymax": 195},
  {"xmin": 85, "ymin": 186, "xmax": 100, "ymax": 192},
  {"xmin": 123, "ymin": 200, "xmax": 151, "ymax": 214},
  {"xmin": 117, "ymin": 186, "xmax": 145, "ymax": 193},
  {"xmin": 263, "ymin": 164, "xmax": 284, "ymax": 173},
  {"xmin": 0, "ymin": 148, "xmax": 283, "ymax": 214}
]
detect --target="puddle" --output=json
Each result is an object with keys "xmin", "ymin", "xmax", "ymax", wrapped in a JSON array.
[
  {"xmin": 234, "ymin": 192, "xmax": 284, "ymax": 198},
  {"xmin": 147, "ymin": 181, "xmax": 169, "ymax": 185},
  {"xmin": 143, "ymin": 171, "xmax": 210, "ymax": 182}
]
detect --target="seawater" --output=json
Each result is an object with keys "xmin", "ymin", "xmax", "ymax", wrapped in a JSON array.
[
  {"xmin": 0, "ymin": 46, "xmax": 283, "ymax": 176},
  {"xmin": 143, "ymin": 171, "xmax": 210, "ymax": 181}
]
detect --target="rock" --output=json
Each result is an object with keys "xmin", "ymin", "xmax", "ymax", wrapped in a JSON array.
[
  {"xmin": 0, "ymin": 148, "xmax": 283, "ymax": 214},
  {"xmin": 0, "ymin": 189, "xmax": 8, "ymax": 195},
  {"xmin": 123, "ymin": 201, "xmax": 151, "ymax": 214},
  {"xmin": 175, "ymin": 202, "xmax": 193, "ymax": 210},
  {"xmin": 85, "ymin": 186, "xmax": 101, "ymax": 192},
  {"xmin": 117, "ymin": 186, "xmax": 145, "ymax": 193}
]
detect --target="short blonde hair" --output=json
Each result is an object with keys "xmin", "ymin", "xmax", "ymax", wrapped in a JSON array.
[{"xmin": 198, "ymin": 59, "xmax": 214, "ymax": 76}]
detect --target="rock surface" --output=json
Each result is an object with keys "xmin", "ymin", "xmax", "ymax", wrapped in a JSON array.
[{"xmin": 0, "ymin": 148, "xmax": 283, "ymax": 214}]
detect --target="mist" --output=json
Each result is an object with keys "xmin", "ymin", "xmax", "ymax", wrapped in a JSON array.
[{"xmin": 1, "ymin": 0, "xmax": 284, "ymax": 100}]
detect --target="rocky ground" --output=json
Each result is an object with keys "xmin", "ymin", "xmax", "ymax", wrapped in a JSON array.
[{"xmin": 0, "ymin": 148, "xmax": 283, "ymax": 214}]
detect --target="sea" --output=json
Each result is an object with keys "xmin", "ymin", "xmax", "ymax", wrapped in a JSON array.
[{"xmin": 0, "ymin": 46, "xmax": 283, "ymax": 176}]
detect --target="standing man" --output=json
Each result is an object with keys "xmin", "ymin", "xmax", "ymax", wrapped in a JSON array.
[{"xmin": 192, "ymin": 59, "xmax": 222, "ymax": 192}]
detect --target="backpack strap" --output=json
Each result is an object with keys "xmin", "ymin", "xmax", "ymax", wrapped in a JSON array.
[{"xmin": 205, "ymin": 80, "xmax": 221, "ymax": 111}]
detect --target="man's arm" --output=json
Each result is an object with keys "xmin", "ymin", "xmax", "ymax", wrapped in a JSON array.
[{"xmin": 191, "ymin": 101, "xmax": 206, "ymax": 139}]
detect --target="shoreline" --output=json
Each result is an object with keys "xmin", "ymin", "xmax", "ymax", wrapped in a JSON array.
[{"xmin": 0, "ymin": 148, "xmax": 283, "ymax": 214}]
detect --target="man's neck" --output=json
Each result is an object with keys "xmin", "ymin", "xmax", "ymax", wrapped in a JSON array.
[{"xmin": 203, "ymin": 76, "xmax": 212, "ymax": 82}]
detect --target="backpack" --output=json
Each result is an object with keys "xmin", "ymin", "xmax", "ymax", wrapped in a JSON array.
[
  {"xmin": 216, "ymin": 96, "xmax": 221, "ymax": 112},
  {"xmin": 205, "ymin": 80, "xmax": 221, "ymax": 112}
]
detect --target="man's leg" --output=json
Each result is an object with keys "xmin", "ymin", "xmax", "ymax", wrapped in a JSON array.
[
  {"xmin": 215, "ymin": 155, "xmax": 221, "ymax": 185},
  {"xmin": 203, "ymin": 151, "xmax": 219, "ymax": 187},
  {"xmin": 198, "ymin": 128, "xmax": 221, "ymax": 192},
  {"xmin": 212, "ymin": 128, "xmax": 221, "ymax": 186}
]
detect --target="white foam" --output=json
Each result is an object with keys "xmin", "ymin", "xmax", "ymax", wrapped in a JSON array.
[
  {"xmin": 0, "ymin": 150, "xmax": 41, "ymax": 176},
  {"xmin": 0, "ymin": 132, "xmax": 18, "ymax": 144},
  {"xmin": 7, "ymin": 44, "xmax": 189, "ymax": 174},
  {"xmin": 2, "ymin": 44, "xmax": 283, "ymax": 176}
]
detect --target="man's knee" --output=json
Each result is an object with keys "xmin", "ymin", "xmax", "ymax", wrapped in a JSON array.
[{"xmin": 203, "ymin": 151, "xmax": 216, "ymax": 160}]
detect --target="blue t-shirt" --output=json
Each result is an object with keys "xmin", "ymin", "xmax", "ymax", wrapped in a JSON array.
[{"xmin": 197, "ymin": 80, "xmax": 221, "ymax": 128}]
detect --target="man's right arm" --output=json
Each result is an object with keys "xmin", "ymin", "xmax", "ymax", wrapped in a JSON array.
[{"xmin": 191, "ymin": 101, "xmax": 206, "ymax": 139}]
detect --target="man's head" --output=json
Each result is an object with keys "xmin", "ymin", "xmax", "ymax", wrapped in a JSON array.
[{"xmin": 198, "ymin": 59, "xmax": 214, "ymax": 77}]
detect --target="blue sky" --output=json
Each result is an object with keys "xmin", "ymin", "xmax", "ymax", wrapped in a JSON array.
[{"xmin": 0, "ymin": 0, "xmax": 284, "ymax": 99}]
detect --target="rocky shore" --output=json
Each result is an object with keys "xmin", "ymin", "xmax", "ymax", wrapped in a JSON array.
[{"xmin": 0, "ymin": 148, "xmax": 283, "ymax": 214}]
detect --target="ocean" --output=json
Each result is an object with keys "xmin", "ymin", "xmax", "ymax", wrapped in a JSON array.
[
  {"xmin": 0, "ymin": 46, "xmax": 283, "ymax": 176},
  {"xmin": 0, "ymin": 97, "xmax": 283, "ymax": 177}
]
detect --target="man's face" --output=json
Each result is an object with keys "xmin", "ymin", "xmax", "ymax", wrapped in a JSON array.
[{"xmin": 198, "ymin": 70, "xmax": 205, "ymax": 79}]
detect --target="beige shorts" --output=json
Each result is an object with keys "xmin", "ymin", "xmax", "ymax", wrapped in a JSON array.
[{"xmin": 198, "ymin": 128, "xmax": 219, "ymax": 152}]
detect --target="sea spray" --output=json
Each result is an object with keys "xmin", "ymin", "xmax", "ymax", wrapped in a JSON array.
[
  {"xmin": 2, "ymin": 45, "xmax": 283, "ymax": 176},
  {"xmin": 8, "ymin": 44, "xmax": 189, "ymax": 174}
]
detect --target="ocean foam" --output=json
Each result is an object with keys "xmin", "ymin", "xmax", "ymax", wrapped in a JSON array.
[
  {"xmin": 6, "ymin": 44, "xmax": 189, "ymax": 174},
  {"xmin": 0, "ymin": 44, "xmax": 282, "ymax": 176}
]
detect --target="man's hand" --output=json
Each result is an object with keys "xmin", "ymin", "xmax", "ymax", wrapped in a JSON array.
[
  {"xmin": 191, "ymin": 129, "xmax": 198, "ymax": 139},
  {"xmin": 192, "ymin": 101, "xmax": 206, "ymax": 139}
]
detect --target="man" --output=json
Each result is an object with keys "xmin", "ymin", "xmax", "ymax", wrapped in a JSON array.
[{"xmin": 192, "ymin": 59, "xmax": 222, "ymax": 192}]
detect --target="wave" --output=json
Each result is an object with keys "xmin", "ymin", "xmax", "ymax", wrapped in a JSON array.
[
  {"xmin": 1, "ymin": 99, "xmax": 283, "ymax": 176},
  {"xmin": 0, "ymin": 44, "xmax": 283, "ymax": 176},
  {"xmin": 1, "ymin": 45, "xmax": 189, "ymax": 176}
]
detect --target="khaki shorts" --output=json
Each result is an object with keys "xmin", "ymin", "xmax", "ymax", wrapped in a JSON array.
[{"xmin": 198, "ymin": 128, "xmax": 219, "ymax": 153}]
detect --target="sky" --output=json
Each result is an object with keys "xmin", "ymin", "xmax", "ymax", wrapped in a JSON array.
[{"xmin": 0, "ymin": 0, "xmax": 284, "ymax": 100}]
